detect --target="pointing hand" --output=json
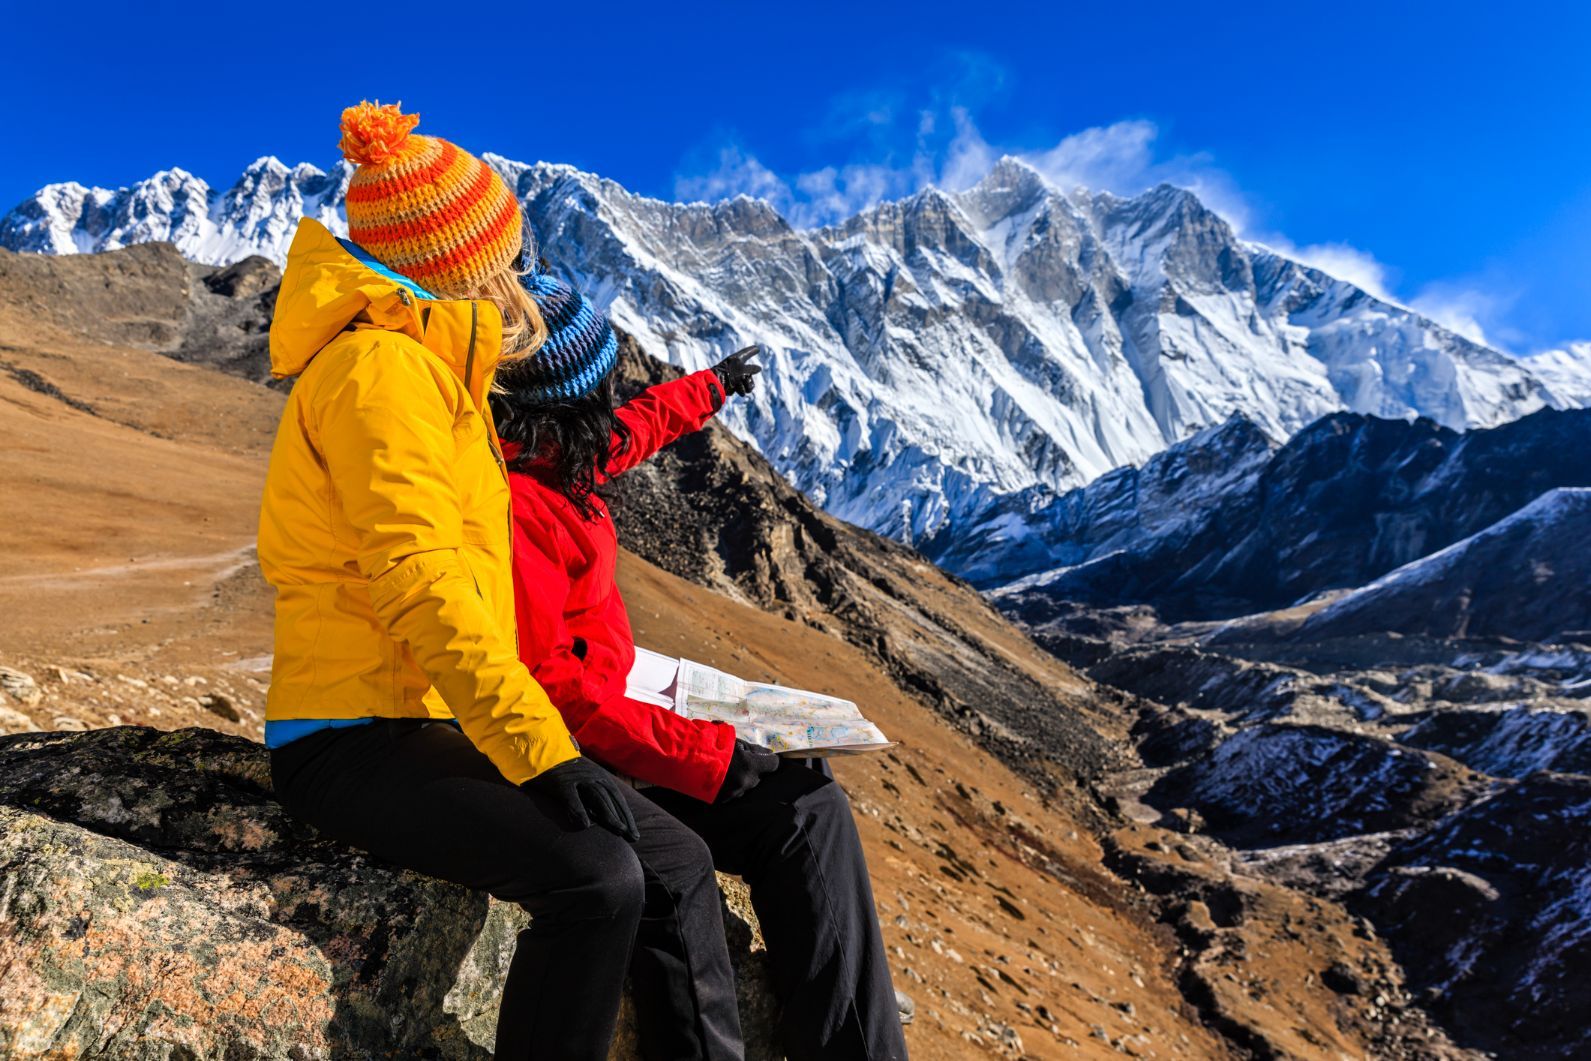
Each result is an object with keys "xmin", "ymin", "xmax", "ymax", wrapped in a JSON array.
[{"xmin": 713, "ymin": 346, "xmax": 763, "ymax": 399}]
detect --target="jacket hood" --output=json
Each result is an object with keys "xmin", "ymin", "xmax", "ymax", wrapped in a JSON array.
[{"xmin": 268, "ymin": 218, "xmax": 503, "ymax": 394}]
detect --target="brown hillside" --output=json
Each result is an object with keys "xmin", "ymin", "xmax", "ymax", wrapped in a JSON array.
[
  {"xmin": 607, "ymin": 341, "xmax": 1118, "ymax": 791},
  {"xmin": 0, "ymin": 243, "xmax": 1471, "ymax": 1059}
]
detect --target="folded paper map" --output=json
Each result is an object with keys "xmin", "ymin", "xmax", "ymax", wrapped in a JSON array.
[{"xmin": 627, "ymin": 647, "xmax": 893, "ymax": 756}]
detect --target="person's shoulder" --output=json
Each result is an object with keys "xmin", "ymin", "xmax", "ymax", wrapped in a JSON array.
[
  {"xmin": 302, "ymin": 329, "xmax": 451, "ymax": 397},
  {"xmin": 319, "ymin": 328, "xmax": 435, "ymax": 370},
  {"xmin": 507, "ymin": 471, "xmax": 581, "ymax": 551}
]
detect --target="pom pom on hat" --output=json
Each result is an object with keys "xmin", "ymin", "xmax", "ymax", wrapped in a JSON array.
[
  {"xmin": 337, "ymin": 100, "xmax": 523, "ymax": 297},
  {"xmin": 339, "ymin": 101, "xmax": 421, "ymax": 166}
]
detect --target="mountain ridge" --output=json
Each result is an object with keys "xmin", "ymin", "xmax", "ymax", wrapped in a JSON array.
[
  {"xmin": 6, "ymin": 154, "xmax": 1587, "ymax": 587},
  {"xmin": 996, "ymin": 405, "xmax": 1591, "ymax": 624}
]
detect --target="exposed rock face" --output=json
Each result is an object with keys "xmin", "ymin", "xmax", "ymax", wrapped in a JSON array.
[
  {"xmin": 1356, "ymin": 773, "xmax": 1591, "ymax": 1058},
  {"xmin": 0, "ymin": 665, "xmax": 42, "ymax": 707},
  {"xmin": 0, "ymin": 727, "xmax": 775, "ymax": 1059},
  {"xmin": 998, "ymin": 406, "xmax": 1591, "ymax": 621},
  {"xmin": 604, "ymin": 337, "xmax": 1114, "ymax": 788}
]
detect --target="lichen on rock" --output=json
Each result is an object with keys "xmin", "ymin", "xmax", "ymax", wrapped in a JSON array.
[{"xmin": 0, "ymin": 726, "xmax": 777, "ymax": 1059}]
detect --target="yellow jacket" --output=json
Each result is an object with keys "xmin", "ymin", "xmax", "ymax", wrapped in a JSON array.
[{"xmin": 258, "ymin": 218, "xmax": 578, "ymax": 784}]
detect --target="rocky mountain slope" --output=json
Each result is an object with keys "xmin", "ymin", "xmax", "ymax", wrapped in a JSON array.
[
  {"xmin": 1018, "ymin": 542, "xmax": 1591, "ymax": 1061},
  {"xmin": 985, "ymin": 371, "xmax": 1591, "ymax": 1055},
  {"xmin": 997, "ymin": 406, "xmax": 1591, "ymax": 621},
  {"xmin": 1356, "ymin": 771, "xmax": 1591, "ymax": 1056},
  {"xmin": 0, "ymin": 241, "xmax": 281, "ymax": 383},
  {"xmin": 1290, "ymin": 488, "xmax": 1591, "ymax": 643},
  {"xmin": 0, "ymin": 246, "xmax": 283, "ymax": 702},
  {"xmin": 8, "ymin": 156, "xmax": 1586, "ymax": 588},
  {"xmin": 1058, "ymin": 626, "xmax": 1591, "ymax": 1059},
  {"xmin": 0, "ymin": 243, "xmax": 1484, "ymax": 1058}
]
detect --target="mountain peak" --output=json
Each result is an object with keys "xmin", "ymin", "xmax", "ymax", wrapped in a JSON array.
[
  {"xmin": 981, "ymin": 155, "xmax": 1049, "ymax": 190},
  {"xmin": 239, "ymin": 156, "xmax": 289, "ymax": 178},
  {"xmin": 144, "ymin": 167, "xmax": 204, "ymax": 188},
  {"xmin": 1144, "ymin": 181, "xmax": 1197, "ymax": 205},
  {"xmin": 2, "ymin": 153, "xmax": 1586, "ymax": 582}
]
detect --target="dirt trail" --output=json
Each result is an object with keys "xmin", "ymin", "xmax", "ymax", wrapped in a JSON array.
[{"xmin": 0, "ymin": 543, "xmax": 258, "ymax": 588}]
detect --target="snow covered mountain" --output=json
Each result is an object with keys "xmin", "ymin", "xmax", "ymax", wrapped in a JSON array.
[
  {"xmin": 1291, "ymin": 487, "xmax": 1591, "ymax": 643},
  {"xmin": 1521, "ymin": 342, "xmax": 1591, "ymax": 408},
  {"xmin": 995, "ymin": 406, "xmax": 1591, "ymax": 618},
  {"xmin": 0, "ymin": 158, "xmax": 350, "ymax": 263},
  {"xmin": 6, "ymin": 154, "xmax": 1586, "ymax": 583}
]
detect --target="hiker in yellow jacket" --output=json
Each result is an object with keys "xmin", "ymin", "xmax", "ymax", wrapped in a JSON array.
[{"xmin": 261, "ymin": 103, "xmax": 640, "ymax": 1061}]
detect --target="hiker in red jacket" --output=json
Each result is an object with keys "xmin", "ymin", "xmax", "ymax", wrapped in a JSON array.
[{"xmin": 492, "ymin": 260, "xmax": 908, "ymax": 1061}]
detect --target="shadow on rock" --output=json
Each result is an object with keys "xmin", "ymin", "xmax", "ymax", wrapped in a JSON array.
[
  {"xmin": 0, "ymin": 726, "xmax": 775, "ymax": 1058},
  {"xmin": 0, "ymin": 726, "xmax": 491, "ymax": 1057}
]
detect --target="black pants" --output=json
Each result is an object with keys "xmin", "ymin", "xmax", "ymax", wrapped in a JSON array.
[{"xmin": 271, "ymin": 720, "xmax": 906, "ymax": 1061}]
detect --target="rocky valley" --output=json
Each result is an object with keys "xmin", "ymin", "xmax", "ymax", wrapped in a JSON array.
[
  {"xmin": 998, "ymin": 415, "xmax": 1591, "ymax": 1058},
  {"xmin": 2, "ymin": 141, "xmax": 1587, "ymax": 1060}
]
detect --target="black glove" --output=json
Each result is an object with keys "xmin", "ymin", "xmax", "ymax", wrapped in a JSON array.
[
  {"xmin": 712, "ymin": 346, "xmax": 763, "ymax": 401},
  {"xmin": 715, "ymin": 739, "xmax": 781, "ymax": 804},
  {"xmin": 523, "ymin": 757, "xmax": 639, "ymax": 842}
]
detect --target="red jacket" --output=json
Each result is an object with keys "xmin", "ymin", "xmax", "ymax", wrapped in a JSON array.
[{"xmin": 506, "ymin": 370, "xmax": 736, "ymax": 802}]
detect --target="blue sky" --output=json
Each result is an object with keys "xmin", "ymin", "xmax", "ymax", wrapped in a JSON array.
[{"xmin": 7, "ymin": 1, "xmax": 1589, "ymax": 352}]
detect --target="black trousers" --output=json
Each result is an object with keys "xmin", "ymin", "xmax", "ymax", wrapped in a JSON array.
[{"xmin": 270, "ymin": 720, "xmax": 907, "ymax": 1061}]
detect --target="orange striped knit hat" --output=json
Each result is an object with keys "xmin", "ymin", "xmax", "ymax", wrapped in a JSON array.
[{"xmin": 338, "ymin": 101, "xmax": 522, "ymax": 298}]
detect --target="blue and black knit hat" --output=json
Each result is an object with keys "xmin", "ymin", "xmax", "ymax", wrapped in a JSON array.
[{"xmin": 514, "ymin": 264, "xmax": 620, "ymax": 402}]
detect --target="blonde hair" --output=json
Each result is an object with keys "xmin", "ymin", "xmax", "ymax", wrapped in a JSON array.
[{"xmin": 466, "ymin": 261, "xmax": 547, "ymax": 362}]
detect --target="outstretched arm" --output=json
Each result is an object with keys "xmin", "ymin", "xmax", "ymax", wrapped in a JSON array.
[{"xmin": 605, "ymin": 346, "xmax": 762, "ymax": 477}]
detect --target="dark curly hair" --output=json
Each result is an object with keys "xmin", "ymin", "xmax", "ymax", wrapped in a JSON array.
[{"xmin": 491, "ymin": 372, "xmax": 631, "ymax": 520}]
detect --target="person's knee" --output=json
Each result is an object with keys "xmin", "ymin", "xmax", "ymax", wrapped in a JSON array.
[
  {"xmin": 625, "ymin": 813, "xmax": 718, "ymax": 901},
  {"xmin": 774, "ymin": 773, "xmax": 863, "ymax": 854},
  {"xmin": 794, "ymin": 774, "xmax": 854, "ymax": 828},
  {"xmin": 574, "ymin": 840, "xmax": 647, "ymax": 922}
]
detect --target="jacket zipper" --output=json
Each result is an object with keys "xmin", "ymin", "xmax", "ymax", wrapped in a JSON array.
[
  {"xmin": 463, "ymin": 299, "xmax": 477, "ymax": 398},
  {"xmin": 464, "ymin": 300, "xmax": 521, "ymax": 655}
]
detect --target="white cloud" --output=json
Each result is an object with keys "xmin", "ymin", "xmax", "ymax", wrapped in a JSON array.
[
  {"xmin": 793, "ymin": 164, "xmax": 916, "ymax": 228},
  {"xmin": 673, "ymin": 146, "xmax": 792, "ymax": 211},
  {"xmin": 1284, "ymin": 241, "xmax": 1399, "ymax": 303},
  {"xmin": 937, "ymin": 107, "xmax": 998, "ymax": 192},
  {"xmin": 674, "ymin": 111, "xmax": 1248, "ymax": 232},
  {"xmin": 668, "ymin": 88, "xmax": 1577, "ymax": 357},
  {"xmin": 1026, "ymin": 120, "xmax": 1159, "ymax": 192},
  {"xmin": 1410, "ymin": 281, "xmax": 1512, "ymax": 346}
]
